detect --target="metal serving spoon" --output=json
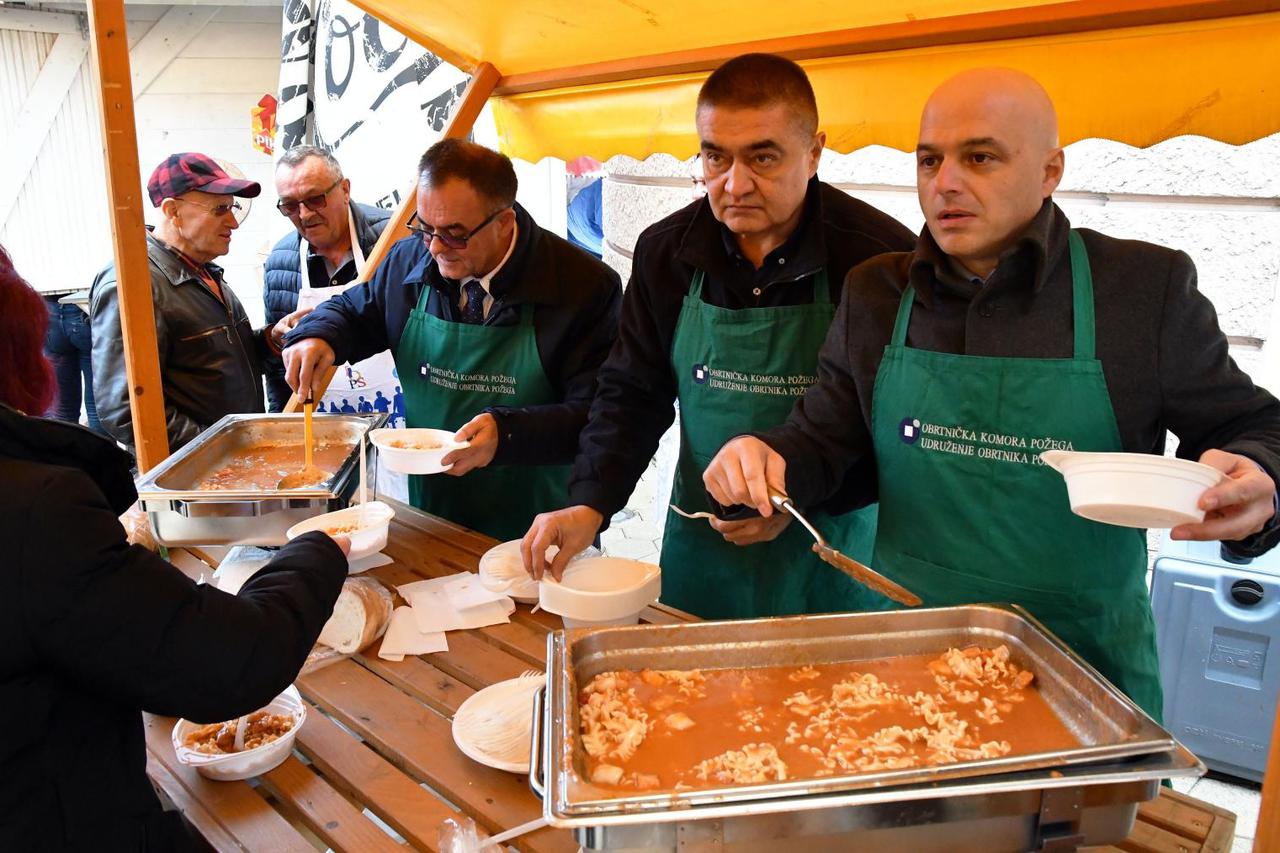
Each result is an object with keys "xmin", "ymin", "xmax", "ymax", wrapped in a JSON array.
[{"xmin": 768, "ymin": 491, "xmax": 923, "ymax": 607}]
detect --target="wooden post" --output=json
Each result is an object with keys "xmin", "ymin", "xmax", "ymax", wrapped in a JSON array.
[
  {"xmin": 86, "ymin": 0, "xmax": 170, "ymax": 471},
  {"xmin": 283, "ymin": 62, "xmax": 502, "ymax": 412},
  {"xmin": 1255, "ymin": 706, "xmax": 1280, "ymax": 850}
]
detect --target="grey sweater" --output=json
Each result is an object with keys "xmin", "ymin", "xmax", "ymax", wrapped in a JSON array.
[{"xmin": 762, "ymin": 200, "xmax": 1280, "ymax": 556}]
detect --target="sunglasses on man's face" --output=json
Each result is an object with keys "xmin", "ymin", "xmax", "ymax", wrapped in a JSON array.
[
  {"xmin": 276, "ymin": 178, "xmax": 342, "ymax": 216},
  {"xmin": 406, "ymin": 208, "xmax": 507, "ymax": 250}
]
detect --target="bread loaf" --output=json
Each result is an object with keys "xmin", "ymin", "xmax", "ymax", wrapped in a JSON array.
[{"xmin": 318, "ymin": 578, "xmax": 392, "ymax": 654}]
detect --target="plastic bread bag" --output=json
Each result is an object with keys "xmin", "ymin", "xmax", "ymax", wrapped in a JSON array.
[
  {"xmin": 438, "ymin": 816, "xmax": 500, "ymax": 853},
  {"xmin": 302, "ymin": 576, "xmax": 394, "ymax": 674}
]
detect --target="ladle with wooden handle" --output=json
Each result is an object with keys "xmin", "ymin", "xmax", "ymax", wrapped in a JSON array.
[{"xmin": 277, "ymin": 397, "xmax": 327, "ymax": 489}]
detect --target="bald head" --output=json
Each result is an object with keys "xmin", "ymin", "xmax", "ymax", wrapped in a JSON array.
[
  {"xmin": 915, "ymin": 68, "xmax": 1065, "ymax": 278},
  {"xmin": 924, "ymin": 68, "xmax": 1059, "ymax": 152}
]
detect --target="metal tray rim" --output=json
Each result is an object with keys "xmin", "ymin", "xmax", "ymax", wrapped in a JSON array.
[
  {"xmin": 544, "ymin": 604, "xmax": 1180, "ymax": 821},
  {"xmin": 134, "ymin": 412, "xmax": 384, "ymax": 501}
]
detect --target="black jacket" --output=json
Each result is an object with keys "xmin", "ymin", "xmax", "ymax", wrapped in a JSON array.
[
  {"xmin": 263, "ymin": 202, "xmax": 392, "ymax": 411},
  {"xmin": 568, "ymin": 178, "xmax": 915, "ymax": 521},
  {"xmin": 764, "ymin": 200, "xmax": 1280, "ymax": 556},
  {"xmin": 90, "ymin": 231, "xmax": 270, "ymax": 454},
  {"xmin": 286, "ymin": 203, "xmax": 623, "ymax": 465},
  {"xmin": 0, "ymin": 405, "xmax": 348, "ymax": 851}
]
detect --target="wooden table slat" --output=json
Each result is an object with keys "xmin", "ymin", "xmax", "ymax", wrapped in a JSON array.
[
  {"xmin": 299, "ymin": 659, "xmax": 576, "ymax": 853},
  {"xmin": 425, "ymin": 629, "xmax": 539, "ymax": 690},
  {"xmin": 295, "ymin": 710, "xmax": 463, "ymax": 852},
  {"xmin": 143, "ymin": 716, "xmax": 316, "ymax": 853},
  {"xmin": 356, "ymin": 653, "xmax": 477, "ymax": 717},
  {"xmin": 260, "ymin": 756, "xmax": 404, "ymax": 853},
  {"xmin": 1135, "ymin": 787, "xmax": 1216, "ymax": 843},
  {"xmin": 1116, "ymin": 817, "xmax": 1207, "ymax": 852},
  {"xmin": 146, "ymin": 755, "xmax": 245, "ymax": 852}
]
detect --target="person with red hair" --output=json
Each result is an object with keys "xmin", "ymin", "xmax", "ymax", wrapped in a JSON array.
[
  {"xmin": 0, "ymin": 247, "xmax": 56, "ymax": 416},
  {"xmin": 0, "ymin": 247, "xmax": 351, "ymax": 850}
]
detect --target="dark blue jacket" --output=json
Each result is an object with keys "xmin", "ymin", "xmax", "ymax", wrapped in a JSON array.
[
  {"xmin": 285, "ymin": 203, "xmax": 622, "ymax": 466},
  {"xmin": 263, "ymin": 201, "xmax": 391, "ymax": 410}
]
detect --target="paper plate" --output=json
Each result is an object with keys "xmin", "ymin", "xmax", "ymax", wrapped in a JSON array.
[
  {"xmin": 451, "ymin": 674, "xmax": 545, "ymax": 773},
  {"xmin": 478, "ymin": 540, "xmax": 601, "ymax": 604}
]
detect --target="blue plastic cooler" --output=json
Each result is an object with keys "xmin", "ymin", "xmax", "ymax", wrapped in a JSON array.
[{"xmin": 1151, "ymin": 534, "xmax": 1280, "ymax": 782}]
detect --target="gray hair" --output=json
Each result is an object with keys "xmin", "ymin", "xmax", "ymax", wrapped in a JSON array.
[{"xmin": 277, "ymin": 145, "xmax": 343, "ymax": 180}]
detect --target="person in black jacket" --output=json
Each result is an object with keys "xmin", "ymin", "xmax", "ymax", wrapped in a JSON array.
[
  {"xmin": 90, "ymin": 153, "xmax": 285, "ymax": 454},
  {"xmin": 283, "ymin": 139, "xmax": 622, "ymax": 542},
  {"xmin": 521, "ymin": 54, "xmax": 914, "ymax": 620},
  {"xmin": 0, "ymin": 248, "xmax": 351, "ymax": 851},
  {"xmin": 263, "ymin": 146, "xmax": 392, "ymax": 411},
  {"xmin": 702, "ymin": 69, "xmax": 1280, "ymax": 718}
]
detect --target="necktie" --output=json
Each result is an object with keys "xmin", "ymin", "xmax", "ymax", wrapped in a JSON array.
[{"xmin": 461, "ymin": 280, "xmax": 487, "ymax": 325}]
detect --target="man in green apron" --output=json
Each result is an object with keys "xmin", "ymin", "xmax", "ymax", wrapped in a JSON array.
[
  {"xmin": 703, "ymin": 68, "xmax": 1280, "ymax": 719},
  {"xmin": 283, "ymin": 139, "xmax": 621, "ymax": 541},
  {"xmin": 522, "ymin": 54, "xmax": 914, "ymax": 619}
]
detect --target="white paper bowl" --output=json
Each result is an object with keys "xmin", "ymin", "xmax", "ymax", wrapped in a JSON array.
[
  {"xmin": 478, "ymin": 540, "xmax": 602, "ymax": 603},
  {"xmin": 538, "ymin": 556, "xmax": 661, "ymax": 628},
  {"xmin": 1041, "ymin": 450, "xmax": 1226, "ymax": 529},
  {"xmin": 171, "ymin": 685, "xmax": 305, "ymax": 781},
  {"xmin": 286, "ymin": 500, "xmax": 395, "ymax": 565},
  {"xmin": 370, "ymin": 428, "xmax": 468, "ymax": 475}
]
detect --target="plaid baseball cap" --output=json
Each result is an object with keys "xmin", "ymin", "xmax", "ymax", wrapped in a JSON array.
[{"xmin": 147, "ymin": 152, "xmax": 261, "ymax": 207}]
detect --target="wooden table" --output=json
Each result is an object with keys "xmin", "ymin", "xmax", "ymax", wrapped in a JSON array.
[
  {"xmin": 145, "ymin": 502, "xmax": 1237, "ymax": 852},
  {"xmin": 145, "ymin": 503, "xmax": 691, "ymax": 852}
]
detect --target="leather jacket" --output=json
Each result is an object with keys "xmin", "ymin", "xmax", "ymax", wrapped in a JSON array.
[{"xmin": 90, "ymin": 230, "xmax": 269, "ymax": 453}]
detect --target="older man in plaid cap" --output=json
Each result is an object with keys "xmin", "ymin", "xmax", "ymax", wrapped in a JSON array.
[{"xmin": 91, "ymin": 152, "xmax": 289, "ymax": 453}]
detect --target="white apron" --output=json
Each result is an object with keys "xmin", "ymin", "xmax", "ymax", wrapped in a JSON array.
[{"xmin": 297, "ymin": 210, "xmax": 407, "ymax": 500}]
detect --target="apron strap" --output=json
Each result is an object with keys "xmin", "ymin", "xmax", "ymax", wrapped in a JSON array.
[
  {"xmin": 812, "ymin": 268, "xmax": 830, "ymax": 303},
  {"xmin": 415, "ymin": 282, "xmax": 434, "ymax": 313},
  {"xmin": 349, "ymin": 206, "xmax": 367, "ymax": 275},
  {"xmin": 1067, "ymin": 229, "xmax": 1096, "ymax": 361},
  {"xmin": 890, "ymin": 285, "xmax": 915, "ymax": 346},
  {"xmin": 688, "ymin": 268, "xmax": 706, "ymax": 300}
]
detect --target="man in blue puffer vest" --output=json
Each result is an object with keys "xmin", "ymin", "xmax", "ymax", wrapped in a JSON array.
[{"xmin": 262, "ymin": 145, "xmax": 391, "ymax": 411}]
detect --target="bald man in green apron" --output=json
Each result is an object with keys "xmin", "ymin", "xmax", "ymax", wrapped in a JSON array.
[
  {"xmin": 522, "ymin": 54, "xmax": 914, "ymax": 619},
  {"xmin": 284, "ymin": 139, "xmax": 621, "ymax": 541},
  {"xmin": 703, "ymin": 68, "xmax": 1280, "ymax": 720}
]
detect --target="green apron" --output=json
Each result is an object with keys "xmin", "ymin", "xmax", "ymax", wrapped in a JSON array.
[
  {"xmin": 870, "ymin": 230, "xmax": 1163, "ymax": 719},
  {"xmin": 661, "ymin": 268, "xmax": 889, "ymax": 619},
  {"xmin": 394, "ymin": 285, "xmax": 571, "ymax": 542}
]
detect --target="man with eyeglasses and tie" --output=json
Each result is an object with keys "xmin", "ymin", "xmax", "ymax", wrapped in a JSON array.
[
  {"xmin": 262, "ymin": 146, "xmax": 392, "ymax": 413},
  {"xmin": 283, "ymin": 139, "xmax": 621, "ymax": 541},
  {"xmin": 91, "ymin": 152, "xmax": 288, "ymax": 454}
]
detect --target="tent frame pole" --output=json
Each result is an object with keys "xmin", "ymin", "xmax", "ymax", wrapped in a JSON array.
[
  {"xmin": 85, "ymin": 0, "xmax": 170, "ymax": 472},
  {"xmin": 283, "ymin": 61, "xmax": 501, "ymax": 413}
]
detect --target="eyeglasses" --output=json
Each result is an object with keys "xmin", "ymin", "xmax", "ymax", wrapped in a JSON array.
[
  {"xmin": 276, "ymin": 178, "xmax": 342, "ymax": 216},
  {"xmin": 175, "ymin": 198, "xmax": 243, "ymax": 218},
  {"xmin": 406, "ymin": 207, "xmax": 507, "ymax": 250}
]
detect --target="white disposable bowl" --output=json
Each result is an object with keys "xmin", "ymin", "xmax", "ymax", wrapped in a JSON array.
[
  {"xmin": 477, "ymin": 540, "xmax": 602, "ymax": 603},
  {"xmin": 538, "ymin": 556, "xmax": 661, "ymax": 628},
  {"xmin": 286, "ymin": 500, "xmax": 395, "ymax": 565},
  {"xmin": 370, "ymin": 428, "xmax": 468, "ymax": 475},
  {"xmin": 171, "ymin": 685, "xmax": 305, "ymax": 782},
  {"xmin": 1041, "ymin": 450, "xmax": 1226, "ymax": 529}
]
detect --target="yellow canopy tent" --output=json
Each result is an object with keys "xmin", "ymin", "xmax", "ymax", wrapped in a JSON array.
[
  {"xmin": 355, "ymin": 0, "xmax": 1280, "ymax": 157},
  {"xmin": 78, "ymin": 0, "xmax": 1280, "ymax": 845}
]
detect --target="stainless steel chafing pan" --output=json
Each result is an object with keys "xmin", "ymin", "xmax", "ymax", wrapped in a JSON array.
[
  {"xmin": 134, "ymin": 412, "xmax": 386, "ymax": 546},
  {"xmin": 532, "ymin": 605, "xmax": 1199, "ymax": 851}
]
